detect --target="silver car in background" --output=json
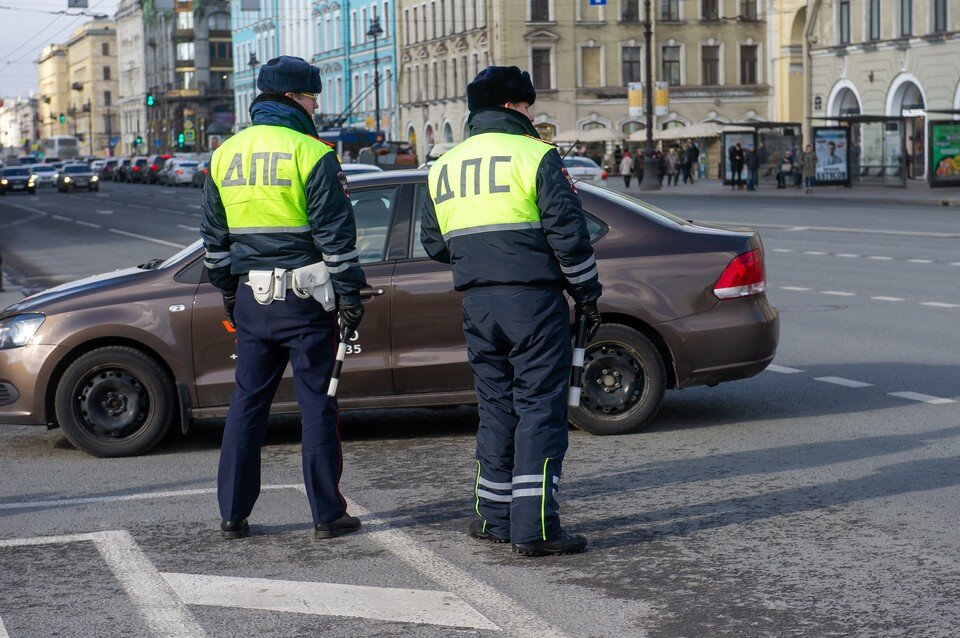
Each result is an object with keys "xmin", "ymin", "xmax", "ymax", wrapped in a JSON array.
[
  {"xmin": 166, "ymin": 159, "xmax": 199, "ymax": 186},
  {"xmin": 29, "ymin": 164, "xmax": 58, "ymax": 187},
  {"xmin": 563, "ymin": 156, "xmax": 608, "ymax": 188}
]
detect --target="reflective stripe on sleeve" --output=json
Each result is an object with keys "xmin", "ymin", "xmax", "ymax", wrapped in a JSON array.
[
  {"xmin": 559, "ymin": 254, "xmax": 595, "ymax": 275},
  {"xmin": 565, "ymin": 265, "xmax": 599, "ymax": 285},
  {"xmin": 442, "ymin": 221, "xmax": 543, "ymax": 241},
  {"xmin": 323, "ymin": 249, "xmax": 359, "ymax": 263},
  {"xmin": 229, "ymin": 225, "xmax": 311, "ymax": 235}
]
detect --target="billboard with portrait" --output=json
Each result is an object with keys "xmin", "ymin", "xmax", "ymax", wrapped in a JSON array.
[
  {"xmin": 813, "ymin": 127, "xmax": 850, "ymax": 185},
  {"xmin": 722, "ymin": 131, "xmax": 756, "ymax": 185},
  {"xmin": 929, "ymin": 121, "xmax": 960, "ymax": 187}
]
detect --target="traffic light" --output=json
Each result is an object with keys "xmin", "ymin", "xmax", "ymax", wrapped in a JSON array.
[
  {"xmin": 146, "ymin": 94, "xmax": 155, "ymax": 107},
  {"xmin": 58, "ymin": 113, "xmax": 65, "ymax": 123},
  {"xmin": 135, "ymin": 135, "xmax": 143, "ymax": 146},
  {"xmin": 177, "ymin": 132, "xmax": 185, "ymax": 147}
]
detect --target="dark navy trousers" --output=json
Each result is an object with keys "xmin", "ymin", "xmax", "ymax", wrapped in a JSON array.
[
  {"xmin": 218, "ymin": 284, "xmax": 346, "ymax": 527},
  {"xmin": 462, "ymin": 285, "xmax": 571, "ymax": 544}
]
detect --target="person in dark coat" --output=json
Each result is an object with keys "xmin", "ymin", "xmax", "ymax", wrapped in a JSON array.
[
  {"xmin": 728, "ymin": 142, "xmax": 745, "ymax": 190},
  {"xmin": 744, "ymin": 145, "xmax": 760, "ymax": 191}
]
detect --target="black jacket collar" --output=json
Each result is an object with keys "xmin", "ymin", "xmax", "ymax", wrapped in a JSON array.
[
  {"xmin": 467, "ymin": 108, "xmax": 541, "ymax": 139},
  {"xmin": 249, "ymin": 93, "xmax": 320, "ymax": 137}
]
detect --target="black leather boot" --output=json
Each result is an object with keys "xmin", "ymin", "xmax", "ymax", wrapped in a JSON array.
[
  {"xmin": 512, "ymin": 530, "xmax": 587, "ymax": 557},
  {"xmin": 468, "ymin": 519, "xmax": 508, "ymax": 543},
  {"xmin": 220, "ymin": 519, "xmax": 249, "ymax": 540},
  {"xmin": 314, "ymin": 514, "xmax": 361, "ymax": 539}
]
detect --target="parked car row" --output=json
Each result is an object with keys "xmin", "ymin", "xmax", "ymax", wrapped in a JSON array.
[{"xmin": 0, "ymin": 161, "xmax": 100, "ymax": 195}]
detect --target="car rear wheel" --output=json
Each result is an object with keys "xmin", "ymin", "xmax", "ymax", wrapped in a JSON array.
[
  {"xmin": 55, "ymin": 346, "xmax": 176, "ymax": 457},
  {"xmin": 569, "ymin": 324, "xmax": 666, "ymax": 436}
]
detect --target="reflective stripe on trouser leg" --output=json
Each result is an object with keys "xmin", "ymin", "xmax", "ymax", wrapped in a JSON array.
[{"xmin": 463, "ymin": 292, "xmax": 517, "ymax": 541}]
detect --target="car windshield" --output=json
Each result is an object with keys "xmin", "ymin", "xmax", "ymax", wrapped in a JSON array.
[
  {"xmin": 563, "ymin": 157, "xmax": 598, "ymax": 169},
  {"xmin": 2, "ymin": 167, "xmax": 30, "ymax": 176},
  {"xmin": 33, "ymin": 166, "xmax": 55, "ymax": 173},
  {"xmin": 159, "ymin": 240, "xmax": 203, "ymax": 269},
  {"xmin": 64, "ymin": 165, "xmax": 88, "ymax": 174},
  {"xmin": 578, "ymin": 184, "xmax": 690, "ymax": 227}
]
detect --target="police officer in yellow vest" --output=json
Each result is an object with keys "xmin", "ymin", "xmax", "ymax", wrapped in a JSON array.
[
  {"xmin": 420, "ymin": 66, "xmax": 602, "ymax": 556},
  {"xmin": 201, "ymin": 56, "xmax": 366, "ymax": 540}
]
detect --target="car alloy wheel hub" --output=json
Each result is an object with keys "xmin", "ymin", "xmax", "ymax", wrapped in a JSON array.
[
  {"xmin": 77, "ymin": 369, "xmax": 149, "ymax": 438},
  {"xmin": 579, "ymin": 345, "xmax": 643, "ymax": 416}
]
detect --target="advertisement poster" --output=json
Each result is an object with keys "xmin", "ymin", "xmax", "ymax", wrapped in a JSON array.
[
  {"xmin": 929, "ymin": 121, "xmax": 960, "ymax": 187},
  {"xmin": 722, "ymin": 131, "xmax": 756, "ymax": 184},
  {"xmin": 813, "ymin": 127, "xmax": 849, "ymax": 185}
]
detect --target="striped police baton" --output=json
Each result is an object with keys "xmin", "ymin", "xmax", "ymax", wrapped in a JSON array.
[
  {"xmin": 327, "ymin": 331, "xmax": 349, "ymax": 397},
  {"xmin": 568, "ymin": 314, "xmax": 588, "ymax": 407}
]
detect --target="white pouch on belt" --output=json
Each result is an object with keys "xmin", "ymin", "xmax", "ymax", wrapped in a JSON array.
[
  {"xmin": 246, "ymin": 270, "xmax": 275, "ymax": 305},
  {"xmin": 291, "ymin": 261, "xmax": 336, "ymax": 311}
]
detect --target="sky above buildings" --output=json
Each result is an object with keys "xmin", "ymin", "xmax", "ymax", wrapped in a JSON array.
[{"xmin": 0, "ymin": 0, "xmax": 121, "ymax": 98}]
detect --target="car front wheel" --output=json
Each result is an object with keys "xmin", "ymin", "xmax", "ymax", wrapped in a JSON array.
[
  {"xmin": 54, "ymin": 346, "xmax": 176, "ymax": 457},
  {"xmin": 569, "ymin": 323, "xmax": 666, "ymax": 436}
]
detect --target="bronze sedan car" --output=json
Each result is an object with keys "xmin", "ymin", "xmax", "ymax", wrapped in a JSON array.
[{"xmin": 0, "ymin": 171, "xmax": 778, "ymax": 457}]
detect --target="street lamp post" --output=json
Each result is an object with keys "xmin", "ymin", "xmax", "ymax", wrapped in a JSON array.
[
  {"xmin": 366, "ymin": 11, "xmax": 384, "ymax": 137},
  {"xmin": 639, "ymin": 0, "xmax": 661, "ymax": 191}
]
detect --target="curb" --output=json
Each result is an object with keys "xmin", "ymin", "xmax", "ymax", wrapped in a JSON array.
[{"xmin": 629, "ymin": 191, "xmax": 959, "ymax": 208}]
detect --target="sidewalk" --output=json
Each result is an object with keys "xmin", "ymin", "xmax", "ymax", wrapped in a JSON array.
[
  {"xmin": 609, "ymin": 176, "xmax": 960, "ymax": 207},
  {"xmin": 0, "ymin": 271, "xmax": 25, "ymax": 310}
]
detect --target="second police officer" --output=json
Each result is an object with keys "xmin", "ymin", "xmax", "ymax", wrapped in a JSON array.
[
  {"xmin": 420, "ymin": 66, "xmax": 603, "ymax": 556},
  {"xmin": 200, "ymin": 56, "xmax": 366, "ymax": 540}
]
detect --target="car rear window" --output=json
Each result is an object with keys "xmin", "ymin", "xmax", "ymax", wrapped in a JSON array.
[
  {"xmin": 134, "ymin": 159, "xmax": 148, "ymax": 166},
  {"xmin": 580, "ymin": 184, "xmax": 690, "ymax": 227},
  {"xmin": 3, "ymin": 167, "xmax": 30, "ymax": 176},
  {"xmin": 563, "ymin": 158, "xmax": 598, "ymax": 169},
  {"xmin": 33, "ymin": 166, "xmax": 55, "ymax": 173},
  {"xmin": 64, "ymin": 165, "xmax": 87, "ymax": 174},
  {"xmin": 179, "ymin": 161, "xmax": 198, "ymax": 168}
]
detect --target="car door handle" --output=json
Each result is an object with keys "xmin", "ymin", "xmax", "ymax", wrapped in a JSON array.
[{"xmin": 359, "ymin": 286, "xmax": 385, "ymax": 300}]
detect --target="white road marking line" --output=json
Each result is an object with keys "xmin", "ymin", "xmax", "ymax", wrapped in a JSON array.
[
  {"xmin": 0, "ymin": 614, "xmax": 8, "ymax": 638},
  {"xmin": 867, "ymin": 256, "xmax": 894, "ymax": 260},
  {"xmin": 786, "ymin": 226, "xmax": 809, "ymax": 231},
  {"xmin": 163, "ymin": 573, "xmax": 498, "ymax": 631},
  {"xmin": 0, "ymin": 484, "xmax": 298, "ymax": 511},
  {"xmin": 920, "ymin": 301, "xmax": 960, "ymax": 308},
  {"xmin": 51, "ymin": 214, "xmax": 71, "ymax": 222},
  {"xmin": 951, "ymin": 262, "xmax": 960, "ymax": 266},
  {"xmin": 836, "ymin": 253, "xmax": 861, "ymax": 258},
  {"xmin": 814, "ymin": 376, "xmax": 873, "ymax": 388},
  {"xmin": 75, "ymin": 221, "xmax": 102, "ymax": 229},
  {"xmin": 804, "ymin": 251, "xmax": 827, "ymax": 255},
  {"xmin": 821, "ymin": 291, "xmax": 855, "ymax": 296},
  {"xmin": 743, "ymin": 222, "xmax": 960, "ymax": 239},
  {"xmin": 888, "ymin": 392, "xmax": 956, "ymax": 405},
  {"xmin": 907, "ymin": 259, "xmax": 934, "ymax": 264},
  {"xmin": 108, "ymin": 229, "xmax": 186, "ymax": 248},
  {"xmin": 871, "ymin": 296, "xmax": 905, "ymax": 302},
  {"xmin": 767, "ymin": 364, "xmax": 804, "ymax": 374},
  {"xmin": 780, "ymin": 286, "xmax": 810, "ymax": 291},
  {"xmin": 177, "ymin": 225, "xmax": 198, "ymax": 231},
  {"xmin": 0, "ymin": 531, "xmax": 205, "ymax": 638},
  {"xmin": 130, "ymin": 204, "xmax": 151, "ymax": 209},
  {"xmin": 771, "ymin": 248, "xmax": 794, "ymax": 253},
  {"xmin": 331, "ymin": 490, "xmax": 576, "ymax": 638},
  {"xmin": 191, "ymin": 213, "xmax": 201, "ymax": 218},
  {"xmin": 98, "ymin": 210, "xmax": 115, "ymax": 214}
]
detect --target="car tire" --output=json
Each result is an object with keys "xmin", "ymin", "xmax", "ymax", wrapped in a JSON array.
[
  {"xmin": 54, "ymin": 346, "xmax": 176, "ymax": 457},
  {"xmin": 29, "ymin": 188, "xmax": 36, "ymax": 195},
  {"xmin": 568, "ymin": 323, "xmax": 666, "ymax": 436}
]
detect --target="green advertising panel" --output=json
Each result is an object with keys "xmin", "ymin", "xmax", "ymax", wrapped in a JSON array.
[{"xmin": 929, "ymin": 120, "xmax": 960, "ymax": 187}]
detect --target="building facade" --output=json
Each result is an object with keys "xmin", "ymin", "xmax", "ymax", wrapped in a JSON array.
[
  {"xmin": 143, "ymin": 0, "xmax": 234, "ymax": 152},
  {"xmin": 232, "ymin": 0, "xmax": 280, "ymax": 129},
  {"xmin": 36, "ymin": 45, "xmax": 71, "ymax": 142},
  {"xmin": 0, "ymin": 98, "xmax": 40, "ymax": 153},
  {"xmin": 397, "ymin": 0, "xmax": 491, "ymax": 160},
  {"xmin": 808, "ymin": 0, "xmax": 959, "ymax": 182},
  {"xmin": 65, "ymin": 20, "xmax": 121, "ymax": 156},
  {"xmin": 116, "ymin": 0, "xmax": 148, "ymax": 156}
]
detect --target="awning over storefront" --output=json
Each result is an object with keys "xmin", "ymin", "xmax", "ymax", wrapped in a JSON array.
[
  {"xmin": 627, "ymin": 122, "xmax": 753, "ymax": 142},
  {"xmin": 553, "ymin": 128, "xmax": 626, "ymax": 143}
]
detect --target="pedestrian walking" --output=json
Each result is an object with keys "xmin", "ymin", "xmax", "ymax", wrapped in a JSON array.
[
  {"xmin": 201, "ymin": 55, "xmax": 367, "ymax": 541},
  {"xmin": 664, "ymin": 149, "xmax": 678, "ymax": 186},
  {"xmin": 800, "ymin": 143, "xmax": 816, "ymax": 194},
  {"xmin": 620, "ymin": 151, "xmax": 634, "ymax": 188},
  {"xmin": 420, "ymin": 66, "xmax": 602, "ymax": 557},
  {"xmin": 745, "ymin": 145, "xmax": 760, "ymax": 191},
  {"xmin": 728, "ymin": 142, "xmax": 745, "ymax": 190},
  {"xmin": 613, "ymin": 145, "xmax": 623, "ymax": 172},
  {"xmin": 679, "ymin": 143, "xmax": 691, "ymax": 184},
  {"xmin": 776, "ymin": 151, "xmax": 794, "ymax": 189}
]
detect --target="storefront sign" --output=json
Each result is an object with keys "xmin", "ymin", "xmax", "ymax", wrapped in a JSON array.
[
  {"xmin": 929, "ymin": 120, "xmax": 960, "ymax": 187},
  {"xmin": 813, "ymin": 127, "xmax": 850, "ymax": 185}
]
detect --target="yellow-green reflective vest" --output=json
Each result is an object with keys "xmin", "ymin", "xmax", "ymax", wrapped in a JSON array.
[
  {"xmin": 211, "ymin": 125, "xmax": 333, "ymax": 234},
  {"xmin": 427, "ymin": 132, "xmax": 553, "ymax": 240}
]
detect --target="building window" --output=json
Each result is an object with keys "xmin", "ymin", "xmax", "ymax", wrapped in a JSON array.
[
  {"xmin": 178, "ymin": 71, "xmax": 196, "ymax": 90},
  {"xmin": 452, "ymin": 56, "xmax": 458, "ymax": 95},
  {"xmin": 702, "ymin": 0, "xmax": 718, "ymax": 20},
  {"xmin": 869, "ymin": 0, "xmax": 881, "ymax": 39},
  {"xmin": 661, "ymin": 45, "xmax": 680, "ymax": 85},
  {"xmin": 740, "ymin": 0, "xmax": 757, "ymax": 20},
  {"xmin": 701, "ymin": 45, "xmax": 719, "ymax": 85},
  {"xmin": 103, "ymin": 65, "xmax": 111, "ymax": 80},
  {"xmin": 580, "ymin": 46, "xmax": 601, "ymax": 87},
  {"xmin": 621, "ymin": 46, "xmax": 641, "ymax": 83},
  {"xmin": 208, "ymin": 13, "xmax": 229, "ymax": 31},
  {"xmin": 383, "ymin": 2, "xmax": 390, "ymax": 37},
  {"xmin": 104, "ymin": 91, "xmax": 111, "ymax": 106},
  {"xmin": 740, "ymin": 44, "xmax": 758, "ymax": 84},
  {"xmin": 934, "ymin": 0, "xmax": 948, "ymax": 32},
  {"xmin": 622, "ymin": 0, "xmax": 640, "ymax": 21},
  {"xmin": 530, "ymin": 0, "xmax": 550, "ymax": 22},
  {"xmin": 176, "ymin": 10, "xmax": 193, "ymax": 30},
  {"xmin": 176, "ymin": 42, "xmax": 195, "ymax": 61},
  {"xmin": 102, "ymin": 42, "xmax": 109, "ymax": 56},
  {"xmin": 900, "ymin": 0, "xmax": 912, "ymax": 35},
  {"xmin": 210, "ymin": 42, "xmax": 230, "ymax": 62},
  {"xmin": 404, "ymin": 9, "xmax": 410, "ymax": 44},
  {"xmin": 660, "ymin": 0, "xmax": 679, "ymax": 21},
  {"xmin": 839, "ymin": 0, "xmax": 850, "ymax": 44},
  {"xmin": 531, "ymin": 47, "xmax": 552, "ymax": 89}
]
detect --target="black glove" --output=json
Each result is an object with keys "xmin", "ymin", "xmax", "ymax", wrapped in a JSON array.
[
  {"xmin": 575, "ymin": 302, "xmax": 602, "ymax": 343},
  {"xmin": 222, "ymin": 291, "xmax": 237, "ymax": 329},
  {"xmin": 338, "ymin": 295, "xmax": 364, "ymax": 339}
]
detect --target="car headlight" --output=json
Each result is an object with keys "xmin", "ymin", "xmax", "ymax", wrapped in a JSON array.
[
  {"xmin": 0, "ymin": 314, "xmax": 45, "ymax": 349},
  {"xmin": 52, "ymin": 173, "xmax": 59, "ymax": 180},
  {"xmin": 91, "ymin": 175, "xmax": 99, "ymax": 182},
  {"xmin": 64, "ymin": 176, "xmax": 71, "ymax": 183},
  {"xmin": 0, "ymin": 179, "xmax": 7, "ymax": 185}
]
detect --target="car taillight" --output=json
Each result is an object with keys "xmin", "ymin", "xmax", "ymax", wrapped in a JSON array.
[
  {"xmin": 713, "ymin": 248, "xmax": 766, "ymax": 299},
  {"xmin": 201, "ymin": 168, "xmax": 208, "ymax": 174},
  {"xmin": 150, "ymin": 164, "xmax": 159, "ymax": 171},
  {"xmin": 176, "ymin": 169, "xmax": 183, "ymax": 174},
  {"xmin": 601, "ymin": 171, "xmax": 608, "ymax": 180},
  {"xmin": 132, "ymin": 166, "xmax": 140, "ymax": 171}
]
